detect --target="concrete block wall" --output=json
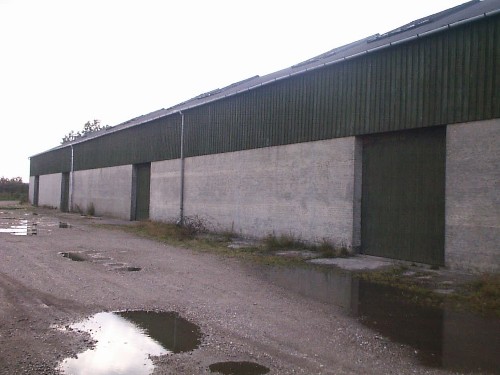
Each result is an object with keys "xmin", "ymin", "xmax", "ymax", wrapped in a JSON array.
[
  {"xmin": 37, "ymin": 173, "xmax": 61, "ymax": 208},
  {"xmin": 351, "ymin": 138, "xmax": 363, "ymax": 249},
  {"xmin": 150, "ymin": 159, "xmax": 181, "ymax": 223},
  {"xmin": 445, "ymin": 119, "xmax": 500, "ymax": 272},
  {"xmin": 72, "ymin": 165, "xmax": 133, "ymax": 220},
  {"xmin": 27, "ymin": 118, "xmax": 499, "ymax": 272},
  {"xmin": 180, "ymin": 137, "xmax": 358, "ymax": 246}
]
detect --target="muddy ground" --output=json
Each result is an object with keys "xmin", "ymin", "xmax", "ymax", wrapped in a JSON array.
[{"xmin": 0, "ymin": 204, "xmax": 492, "ymax": 374}]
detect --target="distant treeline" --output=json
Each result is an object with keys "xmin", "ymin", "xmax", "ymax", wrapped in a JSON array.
[{"xmin": 0, "ymin": 177, "xmax": 29, "ymax": 202}]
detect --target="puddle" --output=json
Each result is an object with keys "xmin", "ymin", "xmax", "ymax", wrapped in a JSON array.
[
  {"xmin": 209, "ymin": 361, "xmax": 270, "ymax": 374},
  {"xmin": 57, "ymin": 311, "xmax": 202, "ymax": 375},
  {"xmin": 124, "ymin": 266, "xmax": 141, "ymax": 272},
  {"xmin": 0, "ymin": 219, "xmax": 37, "ymax": 235},
  {"xmin": 0, "ymin": 226, "xmax": 28, "ymax": 236},
  {"xmin": 118, "ymin": 310, "xmax": 202, "ymax": 353},
  {"xmin": 60, "ymin": 252, "xmax": 86, "ymax": 262},
  {"xmin": 259, "ymin": 266, "xmax": 356, "ymax": 311},
  {"xmin": 0, "ymin": 214, "xmax": 63, "ymax": 235},
  {"xmin": 106, "ymin": 264, "xmax": 142, "ymax": 272},
  {"xmin": 258, "ymin": 266, "xmax": 500, "ymax": 373},
  {"xmin": 58, "ymin": 250, "xmax": 140, "ymax": 272}
]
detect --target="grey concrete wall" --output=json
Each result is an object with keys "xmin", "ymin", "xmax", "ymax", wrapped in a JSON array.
[
  {"xmin": 150, "ymin": 159, "xmax": 181, "ymax": 223},
  {"xmin": 179, "ymin": 137, "xmax": 358, "ymax": 246},
  {"xmin": 352, "ymin": 138, "xmax": 363, "ymax": 250},
  {"xmin": 28, "ymin": 176, "xmax": 36, "ymax": 205},
  {"xmin": 445, "ymin": 119, "xmax": 500, "ymax": 272},
  {"xmin": 72, "ymin": 165, "xmax": 133, "ymax": 219},
  {"xmin": 38, "ymin": 173, "xmax": 61, "ymax": 208}
]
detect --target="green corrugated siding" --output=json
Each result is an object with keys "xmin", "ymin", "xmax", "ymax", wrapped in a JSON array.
[
  {"xmin": 30, "ymin": 147, "xmax": 71, "ymax": 176},
  {"xmin": 183, "ymin": 15, "xmax": 498, "ymax": 158},
  {"xmin": 30, "ymin": 15, "xmax": 499, "ymax": 175},
  {"xmin": 73, "ymin": 116, "xmax": 180, "ymax": 171}
]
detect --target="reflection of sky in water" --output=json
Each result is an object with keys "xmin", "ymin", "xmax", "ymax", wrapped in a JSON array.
[
  {"xmin": 58, "ymin": 312, "xmax": 168, "ymax": 375},
  {"xmin": 0, "ymin": 220, "xmax": 28, "ymax": 235}
]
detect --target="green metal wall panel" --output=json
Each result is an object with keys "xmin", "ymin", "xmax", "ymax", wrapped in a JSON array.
[
  {"xmin": 30, "ymin": 147, "xmax": 71, "ymax": 176},
  {"xmin": 73, "ymin": 116, "xmax": 180, "ymax": 171},
  {"xmin": 181, "ymin": 15, "xmax": 498, "ymax": 160},
  {"xmin": 30, "ymin": 15, "xmax": 499, "ymax": 176},
  {"xmin": 361, "ymin": 127, "xmax": 446, "ymax": 265}
]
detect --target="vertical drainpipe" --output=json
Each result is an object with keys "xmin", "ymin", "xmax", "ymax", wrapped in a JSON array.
[
  {"xmin": 178, "ymin": 111, "xmax": 185, "ymax": 226},
  {"xmin": 69, "ymin": 144, "xmax": 74, "ymax": 212}
]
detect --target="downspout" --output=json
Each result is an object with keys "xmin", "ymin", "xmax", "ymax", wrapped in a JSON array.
[
  {"xmin": 69, "ymin": 144, "xmax": 74, "ymax": 211},
  {"xmin": 178, "ymin": 111, "xmax": 185, "ymax": 226}
]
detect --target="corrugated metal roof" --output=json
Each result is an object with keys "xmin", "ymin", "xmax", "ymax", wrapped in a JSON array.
[{"xmin": 36, "ymin": 0, "xmax": 500, "ymax": 156}]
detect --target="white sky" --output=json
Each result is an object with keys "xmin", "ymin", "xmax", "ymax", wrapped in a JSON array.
[{"xmin": 0, "ymin": 0, "xmax": 467, "ymax": 181}]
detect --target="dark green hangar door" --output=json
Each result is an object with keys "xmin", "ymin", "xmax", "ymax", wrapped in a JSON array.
[
  {"xmin": 134, "ymin": 163, "xmax": 151, "ymax": 221},
  {"xmin": 60, "ymin": 172, "xmax": 70, "ymax": 213},
  {"xmin": 361, "ymin": 127, "xmax": 445, "ymax": 265}
]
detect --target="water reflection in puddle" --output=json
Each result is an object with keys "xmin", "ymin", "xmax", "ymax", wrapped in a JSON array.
[
  {"xmin": 0, "ymin": 219, "xmax": 38, "ymax": 235},
  {"xmin": 0, "ymin": 215, "xmax": 63, "ymax": 235},
  {"xmin": 58, "ymin": 311, "xmax": 202, "ymax": 375},
  {"xmin": 358, "ymin": 281, "xmax": 500, "ymax": 372},
  {"xmin": 117, "ymin": 311, "xmax": 202, "ymax": 353},
  {"xmin": 258, "ymin": 266, "xmax": 500, "ymax": 373}
]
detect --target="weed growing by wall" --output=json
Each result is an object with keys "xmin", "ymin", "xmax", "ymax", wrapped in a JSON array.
[{"xmin": 86, "ymin": 203, "xmax": 95, "ymax": 216}]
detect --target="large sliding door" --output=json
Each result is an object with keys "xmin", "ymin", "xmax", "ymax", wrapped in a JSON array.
[
  {"xmin": 134, "ymin": 163, "xmax": 151, "ymax": 221},
  {"xmin": 361, "ymin": 127, "xmax": 446, "ymax": 265},
  {"xmin": 60, "ymin": 173, "xmax": 70, "ymax": 212}
]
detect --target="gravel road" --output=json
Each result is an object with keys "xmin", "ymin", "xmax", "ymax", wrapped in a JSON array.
[{"xmin": 0, "ymin": 206, "xmax": 454, "ymax": 374}]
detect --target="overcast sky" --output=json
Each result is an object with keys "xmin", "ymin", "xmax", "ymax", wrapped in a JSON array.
[{"xmin": 0, "ymin": 0, "xmax": 467, "ymax": 181}]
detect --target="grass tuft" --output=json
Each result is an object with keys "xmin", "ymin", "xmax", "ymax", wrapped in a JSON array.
[
  {"xmin": 312, "ymin": 240, "xmax": 351, "ymax": 258},
  {"xmin": 457, "ymin": 274, "xmax": 500, "ymax": 317},
  {"xmin": 262, "ymin": 234, "xmax": 353, "ymax": 259},
  {"xmin": 263, "ymin": 234, "xmax": 306, "ymax": 251},
  {"xmin": 117, "ymin": 221, "xmax": 305, "ymax": 267},
  {"xmin": 86, "ymin": 203, "xmax": 95, "ymax": 216}
]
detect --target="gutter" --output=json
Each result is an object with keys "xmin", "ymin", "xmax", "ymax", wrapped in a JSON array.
[{"xmin": 69, "ymin": 145, "xmax": 74, "ymax": 211}]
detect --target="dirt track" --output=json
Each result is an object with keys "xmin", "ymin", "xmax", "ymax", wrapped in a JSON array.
[{"xmin": 0, "ymin": 206, "xmax": 452, "ymax": 374}]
